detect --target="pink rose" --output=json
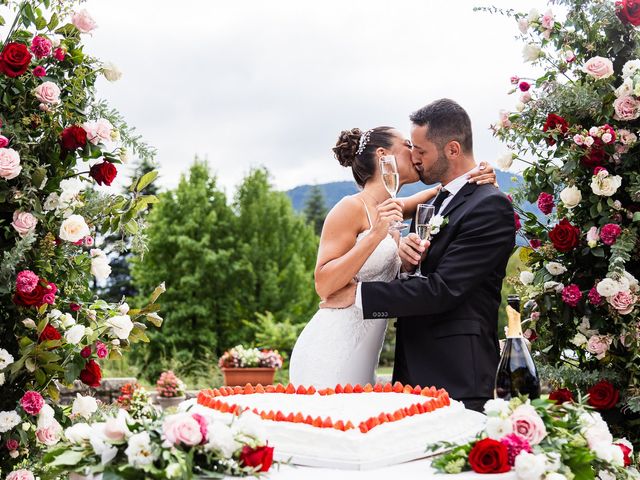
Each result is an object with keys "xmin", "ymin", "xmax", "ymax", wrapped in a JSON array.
[
  {"xmin": 586, "ymin": 226, "xmax": 600, "ymax": 246},
  {"xmin": 30, "ymin": 36, "xmax": 52, "ymax": 58},
  {"xmin": 6, "ymin": 438, "xmax": 19, "ymax": 451},
  {"xmin": 16, "ymin": 270, "xmax": 39, "ymax": 294},
  {"xmin": 600, "ymin": 223, "xmax": 622, "ymax": 246},
  {"xmin": 614, "ymin": 96, "xmax": 640, "ymax": 121},
  {"xmin": 582, "ymin": 56, "xmax": 614, "ymax": 80},
  {"xmin": 53, "ymin": 47, "xmax": 66, "ymax": 62},
  {"xmin": 35, "ymin": 421, "xmax": 62, "ymax": 446},
  {"xmin": 500, "ymin": 433, "xmax": 532, "ymax": 466},
  {"xmin": 510, "ymin": 76, "xmax": 520, "ymax": 85},
  {"xmin": 562, "ymin": 284, "xmax": 583, "ymax": 307},
  {"xmin": 192, "ymin": 413, "xmax": 208, "ymax": 444},
  {"xmin": 34, "ymin": 81, "xmax": 61, "ymax": 104},
  {"xmin": 12, "ymin": 211, "xmax": 37, "ymax": 238},
  {"xmin": 541, "ymin": 10, "xmax": 554, "ymax": 29},
  {"xmin": 72, "ymin": 9, "xmax": 97, "ymax": 33},
  {"xmin": 608, "ymin": 290, "xmax": 637, "ymax": 315},
  {"xmin": 0, "ymin": 135, "xmax": 9, "ymax": 148},
  {"xmin": 586, "ymin": 334, "xmax": 613, "ymax": 359},
  {"xmin": 510, "ymin": 404, "xmax": 547, "ymax": 445},
  {"xmin": 96, "ymin": 341, "xmax": 108, "ymax": 359},
  {"xmin": 162, "ymin": 413, "xmax": 203, "ymax": 446},
  {"xmin": 20, "ymin": 391, "xmax": 44, "ymax": 415},
  {"xmin": 0, "ymin": 147, "xmax": 22, "ymax": 180},
  {"xmin": 83, "ymin": 119, "xmax": 113, "ymax": 145},
  {"xmin": 6, "ymin": 470, "xmax": 35, "ymax": 480},
  {"xmin": 33, "ymin": 66, "xmax": 46, "ymax": 77},
  {"xmin": 498, "ymin": 110, "xmax": 512, "ymax": 129}
]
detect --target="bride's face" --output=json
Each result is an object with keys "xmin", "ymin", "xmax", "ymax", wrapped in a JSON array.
[{"xmin": 385, "ymin": 130, "xmax": 420, "ymax": 185}]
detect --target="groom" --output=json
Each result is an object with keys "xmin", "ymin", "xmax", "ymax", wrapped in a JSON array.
[{"xmin": 322, "ymin": 99, "xmax": 516, "ymax": 412}]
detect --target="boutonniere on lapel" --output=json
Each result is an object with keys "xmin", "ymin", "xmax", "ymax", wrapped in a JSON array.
[{"xmin": 429, "ymin": 214, "xmax": 448, "ymax": 236}]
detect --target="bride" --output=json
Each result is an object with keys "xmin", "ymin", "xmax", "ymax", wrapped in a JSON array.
[{"xmin": 288, "ymin": 126, "xmax": 496, "ymax": 388}]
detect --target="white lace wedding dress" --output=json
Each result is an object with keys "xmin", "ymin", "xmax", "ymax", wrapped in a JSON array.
[{"xmin": 289, "ymin": 201, "xmax": 401, "ymax": 388}]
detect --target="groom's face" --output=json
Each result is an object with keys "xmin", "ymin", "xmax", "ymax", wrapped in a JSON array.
[{"xmin": 410, "ymin": 125, "xmax": 449, "ymax": 185}]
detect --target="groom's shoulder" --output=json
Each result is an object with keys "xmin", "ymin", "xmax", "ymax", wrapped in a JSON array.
[{"xmin": 470, "ymin": 184, "xmax": 514, "ymax": 213}]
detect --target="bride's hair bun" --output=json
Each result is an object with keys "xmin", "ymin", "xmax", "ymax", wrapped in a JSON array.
[{"xmin": 333, "ymin": 128, "xmax": 362, "ymax": 167}]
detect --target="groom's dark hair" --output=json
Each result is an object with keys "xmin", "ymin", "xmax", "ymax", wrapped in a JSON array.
[{"xmin": 410, "ymin": 99, "xmax": 473, "ymax": 153}]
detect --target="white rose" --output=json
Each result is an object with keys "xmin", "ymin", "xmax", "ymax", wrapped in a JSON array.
[
  {"xmin": 205, "ymin": 421, "xmax": 239, "ymax": 457},
  {"xmin": 22, "ymin": 318, "xmax": 37, "ymax": 329},
  {"xmin": 597, "ymin": 278, "xmax": 621, "ymax": 298},
  {"xmin": 37, "ymin": 404, "xmax": 55, "ymax": 428},
  {"xmin": 597, "ymin": 471, "xmax": 616, "ymax": 480},
  {"xmin": 545, "ymin": 262, "xmax": 567, "ymax": 276},
  {"xmin": 106, "ymin": 315, "xmax": 133, "ymax": 339},
  {"xmin": 497, "ymin": 151, "xmax": 514, "ymax": 170},
  {"xmin": 544, "ymin": 281, "xmax": 563, "ymax": 292},
  {"xmin": 593, "ymin": 443, "xmax": 624, "ymax": 466},
  {"xmin": 523, "ymin": 44, "xmax": 542, "ymax": 62},
  {"xmin": 515, "ymin": 452, "xmax": 547, "ymax": 480},
  {"xmin": 528, "ymin": 8, "xmax": 540, "ymax": 21},
  {"xmin": 102, "ymin": 62, "xmax": 122, "ymax": 82},
  {"xmin": 584, "ymin": 135, "xmax": 595, "ymax": 147},
  {"xmin": 571, "ymin": 332, "xmax": 588, "ymax": 347},
  {"xmin": 546, "ymin": 474, "xmax": 567, "ymax": 480},
  {"xmin": 518, "ymin": 18, "xmax": 529, "ymax": 33},
  {"xmin": 560, "ymin": 185, "xmax": 582, "ymax": 209},
  {"xmin": 65, "ymin": 422, "xmax": 94, "ymax": 443},
  {"xmin": 90, "ymin": 249, "xmax": 112, "ymax": 280},
  {"xmin": 231, "ymin": 411, "xmax": 266, "ymax": 442},
  {"xmin": 0, "ymin": 348, "xmax": 15, "ymax": 370},
  {"xmin": 583, "ymin": 418, "xmax": 613, "ymax": 448},
  {"xmin": 118, "ymin": 303, "xmax": 130, "ymax": 315},
  {"xmin": 119, "ymin": 149, "xmax": 130, "ymax": 164},
  {"xmin": 0, "ymin": 410, "xmax": 21, "ymax": 433},
  {"xmin": 60, "ymin": 313, "xmax": 75, "ymax": 328},
  {"xmin": 623, "ymin": 271, "xmax": 639, "ymax": 293},
  {"xmin": 622, "ymin": 59, "xmax": 640, "ymax": 79},
  {"xmin": 520, "ymin": 271, "xmax": 535, "ymax": 285},
  {"xmin": 125, "ymin": 431, "xmax": 156, "ymax": 467},
  {"xmin": 43, "ymin": 193, "xmax": 60, "ymax": 211},
  {"xmin": 516, "ymin": 102, "xmax": 525, "ymax": 112},
  {"xmin": 591, "ymin": 173, "xmax": 622, "ymax": 197},
  {"xmin": 72, "ymin": 394, "xmax": 98, "ymax": 419},
  {"xmin": 486, "ymin": 416, "xmax": 514, "ymax": 439},
  {"xmin": 59, "ymin": 214, "xmax": 91, "ymax": 242},
  {"xmin": 483, "ymin": 398, "xmax": 511, "ymax": 417},
  {"xmin": 64, "ymin": 324, "xmax": 85, "ymax": 345}
]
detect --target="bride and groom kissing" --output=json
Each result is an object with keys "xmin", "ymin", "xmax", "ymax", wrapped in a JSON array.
[{"xmin": 288, "ymin": 98, "xmax": 516, "ymax": 412}]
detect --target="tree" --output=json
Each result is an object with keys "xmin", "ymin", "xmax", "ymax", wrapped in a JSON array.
[
  {"xmin": 303, "ymin": 185, "xmax": 328, "ymax": 236},
  {"xmin": 131, "ymin": 160, "xmax": 242, "ymax": 380}
]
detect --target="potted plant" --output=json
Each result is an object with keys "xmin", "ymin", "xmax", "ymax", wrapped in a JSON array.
[
  {"xmin": 219, "ymin": 345, "xmax": 283, "ymax": 386},
  {"xmin": 155, "ymin": 370, "xmax": 187, "ymax": 409}
]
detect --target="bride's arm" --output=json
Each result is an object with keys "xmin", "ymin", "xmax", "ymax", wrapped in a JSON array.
[{"xmin": 314, "ymin": 197, "xmax": 401, "ymax": 300}]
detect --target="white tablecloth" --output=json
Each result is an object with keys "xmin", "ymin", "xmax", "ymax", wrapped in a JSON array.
[{"xmin": 231, "ymin": 459, "xmax": 516, "ymax": 480}]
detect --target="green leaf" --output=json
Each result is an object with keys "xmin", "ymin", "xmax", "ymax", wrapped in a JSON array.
[
  {"xmin": 124, "ymin": 219, "xmax": 139, "ymax": 234},
  {"xmin": 35, "ymin": 15, "xmax": 47, "ymax": 30},
  {"xmin": 48, "ymin": 12, "xmax": 59, "ymax": 30},
  {"xmin": 50, "ymin": 449, "xmax": 85, "ymax": 466},
  {"xmin": 149, "ymin": 282, "xmax": 166, "ymax": 304},
  {"xmin": 591, "ymin": 247, "xmax": 605, "ymax": 258},
  {"xmin": 633, "ymin": 212, "xmax": 640, "ymax": 223},
  {"xmin": 0, "ymin": 15, "xmax": 5, "ymax": 27},
  {"xmin": 146, "ymin": 313, "xmax": 163, "ymax": 327},
  {"xmin": 134, "ymin": 170, "xmax": 159, "ymax": 192}
]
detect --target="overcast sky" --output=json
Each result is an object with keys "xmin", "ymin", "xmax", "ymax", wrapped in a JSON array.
[{"xmin": 78, "ymin": 0, "xmax": 549, "ymax": 193}]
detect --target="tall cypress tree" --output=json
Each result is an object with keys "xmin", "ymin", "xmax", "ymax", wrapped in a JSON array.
[{"xmin": 303, "ymin": 184, "xmax": 328, "ymax": 236}]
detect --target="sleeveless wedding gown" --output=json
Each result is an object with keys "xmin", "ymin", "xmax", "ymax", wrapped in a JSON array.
[{"xmin": 289, "ymin": 200, "xmax": 401, "ymax": 388}]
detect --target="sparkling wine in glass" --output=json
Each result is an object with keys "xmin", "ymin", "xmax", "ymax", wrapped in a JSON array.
[
  {"xmin": 379, "ymin": 155, "xmax": 407, "ymax": 231},
  {"xmin": 412, "ymin": 204, "xmax": 434, "ymax": 277}
]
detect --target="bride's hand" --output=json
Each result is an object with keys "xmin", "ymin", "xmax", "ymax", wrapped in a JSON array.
[
  {"xmin": 466, "ymin": 161, "xmax": 499, "ymax": 187},
  {"xmin": 371, "ymin": 198, "xmax": 404, "ymax": 241}
]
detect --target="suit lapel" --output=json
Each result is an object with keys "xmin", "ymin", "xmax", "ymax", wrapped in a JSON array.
[{"xmin": 440, "ymin": 181, "xmax": 478, "ymax": 218}]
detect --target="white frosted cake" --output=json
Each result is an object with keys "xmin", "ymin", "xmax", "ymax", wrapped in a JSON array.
[{"xmin": 197, "ymin": 383, "xmax": 485, "ymax": 470}]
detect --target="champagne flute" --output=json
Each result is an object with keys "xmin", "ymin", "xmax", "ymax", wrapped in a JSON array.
[
  {"xmin": 411, "ymin": 204, "xmax": 434, "ymax": 277},
  {"xmin": 379, "ymin": 155, "xmax": 408, "ymax": 231}
]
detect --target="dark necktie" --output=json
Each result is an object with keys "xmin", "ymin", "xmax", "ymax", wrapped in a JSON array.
[{"xmin": 431, "ymin": 188, "xmax": 451, "ymax": 214}]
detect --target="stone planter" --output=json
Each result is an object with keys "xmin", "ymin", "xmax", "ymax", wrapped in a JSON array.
[
  {"xmin": 221, "ymin": 367, "xmax": 276, "ymax": 387},
  {"xmin": 156, "ymin": 395, "xmax": 186, "ymax": 410}
]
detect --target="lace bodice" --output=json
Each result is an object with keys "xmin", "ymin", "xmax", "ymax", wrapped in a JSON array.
[{"xmin": 355, "ymin": 231, "xmax": 401, "ymax": 283}]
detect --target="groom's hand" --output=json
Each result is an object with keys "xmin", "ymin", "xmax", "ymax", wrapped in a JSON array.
[
  {"xmin": 399, "ymin": 234, "xmax": 430, "ymax": 272},
  {"xmin": 319, "ymin": 280, "xmax": 357, "ymax": 309}
]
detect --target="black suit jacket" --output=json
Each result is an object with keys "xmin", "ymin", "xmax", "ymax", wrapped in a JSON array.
[{"xmin": 361, "ymin": 182, "xmax": 515, "ymax": 400}]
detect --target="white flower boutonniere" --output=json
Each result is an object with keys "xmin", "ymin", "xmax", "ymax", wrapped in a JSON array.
[{"xmin": 429, "ymin": 214, "xmax": 448, "ymax": 236}]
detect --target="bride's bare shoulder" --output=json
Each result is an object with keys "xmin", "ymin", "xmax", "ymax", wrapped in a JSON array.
[{"xmin": 322, "ymin": 195, "xmax": 366, "ymax": 232}]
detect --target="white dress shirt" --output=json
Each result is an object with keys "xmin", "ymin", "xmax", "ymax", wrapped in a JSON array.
[{"xmin": 354, "ymin": 167, "xmax": 478, "ymax": 313}]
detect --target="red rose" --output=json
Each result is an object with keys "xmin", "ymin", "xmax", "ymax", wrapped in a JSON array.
[
  {"xmin": 39, "ymin": 324, "xmax": 62, "ymax": 343},
  {"xmin": 79, "ymin": 359, "xmax": 102, "ymax": 387},
  {"xmin": 89, "ymin": 161, "xmax": 118, "ymax": 186},
  {"xmin": 468, "ymin": 438, "xmax": 510, "ymax": 474},
  {"xmin": 617, "ymin": 0, "xmax": 640, "ymax": 26},
  {"xmin": 581, "ymin": 146, "xmax": 607, "ymax": 169},
  {"xmin": 549, "ymin": 218, "xmax": 580, "ymax": 252},
  {"xmin": 542, "ymin": 113, "xmax": 569, "ymax": 145},
  {"xmin": 587, "ymin": 380, "xmax": 620, "ymax": 410},
  {"xmin": 60, "ymin": 126, "xmax": 88, "ymax": 151},
  {"xmin": 519, "ymin": 81, "xmax": 531, "ymax": 92},
  {"xmin": 549, "ymin": 388, "xmax": 574, "ymax": 404},
  {"xmin": 0, "ymin": 42, "xmax": 32, "ymax": 78},
  {"xmin": 514, "ymin": 212, "xmax": 521, "ymax": 230},
  {"xmin": 240, "ymin": 445, "xmax": 275, "ymax": 472},
  {"xmin": 615, "ymin": 441, "xmax": 633, "ymax": 467},
  {"xmin": 80, "ymin": 346, "xmax": 92, "ymax": 359}
]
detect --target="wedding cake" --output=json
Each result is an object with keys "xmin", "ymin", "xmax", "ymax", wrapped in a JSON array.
[{"xmin": 197, "ymin": 382, "xmax": 485, "ymax": 469}]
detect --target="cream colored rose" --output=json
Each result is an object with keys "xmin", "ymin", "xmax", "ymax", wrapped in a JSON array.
[
  {"xmin": 545, "ymin": 262, "xmax": 567, "ymax": 275},
  {"xmin": 523, "ymin": 44, "xmax": 542, "ymax": 62},
  {"xmin": 64, "ymin": 325, "xmax": 85, "ymax": 345},
  {"xmin": 106, "ymin": 315, "xmax": 133, "ymax": 339},
  {"xmin": 615, "ymin": 78, "xmax": 634, "ymax": 98},
  {"xmin": 520, "ymin": 271, "xmax": 535, "ymax": 285},
  {"xmin": 622, "ymin": 59, "xmax": 640, "ymax": 79},
  {"xmin": 582, "ymin": 56, "xmax": 614, "ymax": 80},
  {"xmin": 102, "ymin": 62, "xmax": 122, "ymax": 82},
  {"xmin": 496, "ymin": 151, "xmax": 514, "ymax": 170},
  {"xmin": 591, "ymin": 171, "xmax": 622, "ymax": 197},
  {"xmin": 596, "ymin": 278, "xmax": 621, "ymax": 298},
  {"xmin": 59, "ymin": 214, "xmax": 91, "ymax": 242},
  {"xmin": 90, "ymin": 249, "xmax": 112, "ymax": 280},
  {"xmin": 560, "ymin": 185, "xmax": 582, "ymax": 209},
  {"xmin": 34, "ymin": 81, "xmax": 61, "ymax": 104}
]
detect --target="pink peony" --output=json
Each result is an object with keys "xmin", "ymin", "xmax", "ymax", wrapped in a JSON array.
[
  {"xmin": 162, "ymin": 413, "xmax": 203, "ymax": 446},
  {"xmin": 536, "ymin": 192, "xmax": 554, "ymax": 214},
  {"xmin": 582, "ymin": 56, "xmax": 614, "ymax": 79},
  {"xmin": 95, "ymin": 341, "xmax": 108, "ymax": 359},
  {"xmin": 20, "ymin": 391, "xmax": 44, "ymax": 415},
  {"xmin": 6, "ymin": 470, "xmax": 35, "ymax": 480},
  {"xmin": 500, "ymin": 433, "xmax": 532, "ymax": 466},
  {"xmin": 30, "ymin": 36, "xmax": 52, "ymax": 58},
  {"xmin": 35, "ymin": 421, "xmax": 62, "ymax": 446},
  {"xmin": 32, "ymin": 66, "xmax": 46, "ymax": 77},
  {"xmin": 586, "ymin": 334, "xmax": 613, "ymax": 359},
  {"xmin": 11, "ymin": 211, "xmax": 37, "ymax": 238},
  {"xmin": 0, "ymin": 147, "xmax": 22, "ymax": 180},
  {"xmin": 16, "ymin": 270, "xmax": 39, "ymax": 294},
  {"xmin": 600, "ymin": 223, "xmax": 622, "ymax": 246},
  {"xmin": 192, "ymin": 413, "xmax": 208, "ymax": 444},
  {"xmin": 510, "ymin": 404, "xmax": 547, "ymax": 445},
  {"xmin": 614, "ymin": 96, "xmax": 640, "ymax": 121},
  {"xmin": 41, "ymin": 282, "xmax": 57, "ymax": 305},
  {"xmin": 608, "ymin": 290, "xmax": 637, "ymax": 315},
  {"xmin": 34, "ymin": 81, "xmax": 61, "ymax": 105},
  {"xmin": 588, "ymin": 286, "xmax": 604, "ymax": 305},
  {"xmin": 562, "ymin": 284, "xmax": 583, "ymax": 307},
  {"xmin": 53, "ymin": 47, "xmax": 66, "ymax": 61},
  {"xmin": 72, "ymin": 10, "xmax": 97, "ymax": 33}
]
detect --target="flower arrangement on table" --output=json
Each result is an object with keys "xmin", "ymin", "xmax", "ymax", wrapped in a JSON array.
[
  {"xmin": 156, "ymin": 370, "xmax": 186, "ymax": 398},
  {"xmin": 117, "ymin": 382, "xmax": 156, "ymax": 420},
  {"xmin": 481, "ymin": 0, "xmax": 640, "ymax": 443},
  {"xmin": 40, "ymin": 400, "xmax": 276, "ymax": 479},
  {"xmin": 431, "ymin": 396, "xmax": 638, "ymax": 479},
  {"xmin": 218, "ymin": 345, "xmax": 284, "ymax": 369}
]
